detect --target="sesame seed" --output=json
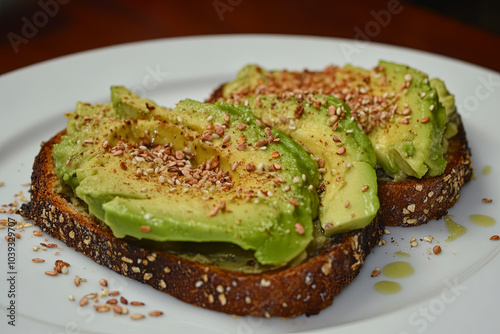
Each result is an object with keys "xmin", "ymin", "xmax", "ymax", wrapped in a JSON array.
[
  {"xmin": 218, "ymin": 294, "xmax": 227, "ymax": 306},
  {"xmin": 429, "ymin": 104, "xmax": 435, "ymax": 111}
]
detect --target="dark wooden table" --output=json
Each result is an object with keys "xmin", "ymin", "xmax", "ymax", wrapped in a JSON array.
[{"xmin": 1, "ymin": 0, "xmax": 499, "ymax": 75}]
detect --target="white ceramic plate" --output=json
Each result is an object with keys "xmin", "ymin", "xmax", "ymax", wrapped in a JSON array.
[{"xmin": 1, "ymin": 35, "xmax": 499, "ymax": 334}]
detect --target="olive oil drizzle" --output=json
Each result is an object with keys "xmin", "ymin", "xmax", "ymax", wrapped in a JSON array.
[
  {"xmin": 469, "ymin": 214, "xmax": 496, "ymax": 227},
  {"xmin": 445, "ymin": 215, "xmax": 467, "ymax": 242},
  {"xmin": 374, "ymin": 281, "xmax": 402, "ymax": 294},
  {"xmin": 481, "ymin": 165, "xmax": 492, "ymax": 176},
  {"xmin": 382, "ymin": 261, "xmax": 415, "ymax": 278}
]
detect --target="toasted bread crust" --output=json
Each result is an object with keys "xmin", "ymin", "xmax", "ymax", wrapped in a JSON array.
[
  {"xmin": 207, "ymin": 84, "xmax": 473, "ymax": 227},
  {"xmin": 20, "ymin": 131, "xmax": 383, "ymax": 318}
]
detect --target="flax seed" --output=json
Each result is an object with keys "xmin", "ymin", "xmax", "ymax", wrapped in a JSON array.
[
  {"xmin": 246, "ymin": 164, "xmax": 256, "ymax": 172},
  {"xmin": 108, "ymin": 290, "xmax": 120, "ymax": 296},
  {"xmin": 149, "ymin": 310, "xmax": 164, "ymax": 317},
  {"xmin": 45, "ymin": 271, "xmax": 58, "ymax": 276},
  {"xmin": 140, "ymin": 225, "xmax": 151, "ymax": 233},
  {"xmin": 79, "ymin": 297, "xmax": 89, "ymax": 307},
  {"xmin": 130, "ymin": 301, "xmax": 145, "ymax": 306},
  {"xmin": 371, "ymin": 267, "xmax": 381, "ymax": 277}
]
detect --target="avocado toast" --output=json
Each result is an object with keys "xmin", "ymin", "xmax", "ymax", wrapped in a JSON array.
[
  {"xmin": 20, "ymin": 87, "xmax": 384, "ymax": 317},
  {"xmin": 207, "ymin": 61, "xmax": 473, "ymax": 227}
]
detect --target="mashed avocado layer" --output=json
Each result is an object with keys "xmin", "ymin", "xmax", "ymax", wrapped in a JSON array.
[{"xmin": 54, "ymin": 87, "xmax": 320, "ymax": 267}]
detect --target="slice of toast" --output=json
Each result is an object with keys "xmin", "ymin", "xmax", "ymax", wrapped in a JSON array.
[
  {"xmin": 207, "ymin": 82, "xmax": 473, "ymax": 228},
  {"xmin": 19, "ymin": 130, "xmax": 384, "ymax": 318}
]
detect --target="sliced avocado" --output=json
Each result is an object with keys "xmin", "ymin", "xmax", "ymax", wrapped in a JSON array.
[
  {"xmin": 54, "ymin": 87, "xmax": 320, "ymax": 267},
  {"xmin": 344, "ymin": 61, "xmax": 447, "ymax": 180},
  {"xmin": 222, "ymin": 62, "xmax": 449, "ymax": 180},
  {"xmin": 232, "ymin": 94, "xmax": 379, "ymax": 236}
]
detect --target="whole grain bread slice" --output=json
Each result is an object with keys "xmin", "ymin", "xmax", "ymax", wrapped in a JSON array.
[
  {"xmin": 207, "ymin": 85, "xmax": 473, "ymax": 227},
  {"xmin": 19, "ymin": 131, "xmax": 384, "ymax": 318}
]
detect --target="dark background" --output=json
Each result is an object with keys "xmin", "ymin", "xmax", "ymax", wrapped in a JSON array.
[{"xmin": 1, "ymin": 0, "xmax": 499, "ymax": 75}]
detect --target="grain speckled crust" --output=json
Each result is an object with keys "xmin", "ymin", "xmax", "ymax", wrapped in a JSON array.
[{"xmin": 19, "ymin": 131, "xmax": 384, "ymax": 318}]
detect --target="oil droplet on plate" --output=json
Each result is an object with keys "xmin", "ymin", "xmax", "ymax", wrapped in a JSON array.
[
  {"xmin": 374, "ymin": 281, "xmax": 402, "ymax": 294},
  {"xmin": 393, "ymin": 251, "xmax": 411, "ymax": 258},
  {"xmin": 382, "ymin": 261, "xmax": 415, "ymax": 278},
  {"xmin": 470, "ymin": 214, "xmax": 495, "ymax": 227},
  {"xmin": 481, "ymin": 165, "xmax": 491, "ymax": 175},
  {"xmin": 445, "ymin": 215, "xmax": 467, "ymax": 241}
]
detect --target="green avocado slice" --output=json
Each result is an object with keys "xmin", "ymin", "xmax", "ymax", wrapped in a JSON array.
[
  {"xmin": 229, "ymin": 95, "xmax": 379, "ymax": 236},
  {"xmin": 53, "ymin": 87, "xmax": 320, "ymax": 266}
]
